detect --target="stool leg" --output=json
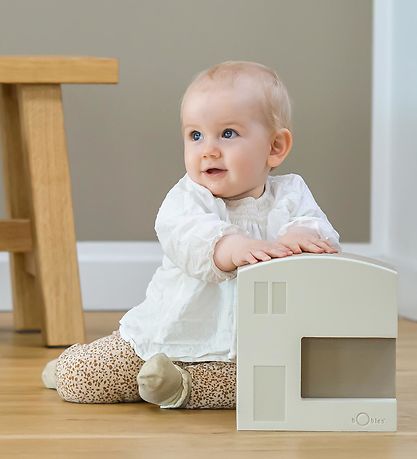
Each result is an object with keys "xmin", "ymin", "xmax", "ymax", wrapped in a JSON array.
[
  {"xmin": 16, "ymin": 84, "xmax": 86, "ymax": 346},
  {"xmin": 0, "ymin": 84, "xmax": 43, "ymax": 332}
]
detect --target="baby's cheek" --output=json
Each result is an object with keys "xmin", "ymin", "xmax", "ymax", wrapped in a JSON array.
[
  {"xmin": 237, "ymin": 155, "xmax": 257, "ymax": 175},
  {"xmin": 184, "ymin": 156, "xmax": 198, "ymax": 177}
]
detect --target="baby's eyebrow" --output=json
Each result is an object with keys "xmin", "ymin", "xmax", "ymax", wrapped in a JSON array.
[
  {"xmin": 182, "ymin": 122, "xmax": 244, "ymax": 131},
  {"xmin": 182, "ymin": 124, "xmax": 198, "ymax": 131},
  {"xmin": 219, "ymin": 121, "xmax": 244, "ymax": 127}
]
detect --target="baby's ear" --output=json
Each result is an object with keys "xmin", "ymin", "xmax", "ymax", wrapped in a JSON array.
[{"xmin": 268, "ymin": 128, "xmax": 293, "ymax": 168}]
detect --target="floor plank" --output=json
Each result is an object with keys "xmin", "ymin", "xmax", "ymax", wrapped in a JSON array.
[{"xmin": 1, "ymin": 312, "xmax": 416, "ymax": 458}]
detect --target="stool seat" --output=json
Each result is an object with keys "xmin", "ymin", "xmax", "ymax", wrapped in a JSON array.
[
  {"xmin": 0, "ymin": 56, "xmax": 118, "ymax": 83},
  {"xmin": 0, "ymin": 55, "xmax": 119, "ymax": 346}
]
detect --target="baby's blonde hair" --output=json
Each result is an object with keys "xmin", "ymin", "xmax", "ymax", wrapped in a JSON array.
[{"xmin": 180, "ymin": 60, "xmax": 292, "ymax": 132}]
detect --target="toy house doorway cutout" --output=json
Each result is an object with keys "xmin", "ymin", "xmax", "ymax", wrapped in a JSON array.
[{"xmin": 237, "ymin": 253, "xmax": 397, "ymax": 431}]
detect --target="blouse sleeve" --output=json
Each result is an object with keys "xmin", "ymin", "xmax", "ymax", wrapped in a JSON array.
[
  {"xmin": 277, "ymin": 175, "xmax": 341, "ymax": 251},
  {"xmin": 155, "ymin": 184, "xmax": 246, "ymax": 283}
]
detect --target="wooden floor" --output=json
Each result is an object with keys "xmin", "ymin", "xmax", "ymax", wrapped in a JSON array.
[{"xmin": 1, "ymin": 311, "xmax": 416, "ymax": 458}]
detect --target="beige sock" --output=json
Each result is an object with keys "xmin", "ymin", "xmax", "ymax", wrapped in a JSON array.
[
  {"xmin": 137, "ymin": 353, "xmax": 191, "ymax": 409},
  {"xmin": 41, "ymin": 358, "xmax": 58, "ymax": 389}
]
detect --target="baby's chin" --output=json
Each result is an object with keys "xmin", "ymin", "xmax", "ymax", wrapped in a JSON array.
[
  {"xmin": 200, "ymin": 182, "xmax": 255, "ymax": 200},
  {"xmin": 199, "ymin": 183, "xmax": 231, "ymax": 199},
  {"xmin": 210, "ymin": 188, "xmax": 249, "ymax": 200},
  {"xmin": 187, "ymin": 173, "xmax": 227, "ymax": 196},
  {"xmin": 201, "ymin": 184, "xmax": 226, "ymax": 198},
  {"xmin": 187, "ymin": 172, "xmax": 258, "ymax": 200}
]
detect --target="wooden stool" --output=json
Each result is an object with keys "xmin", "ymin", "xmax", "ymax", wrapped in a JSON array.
[{"xmin": 0, "ymin": 56, "xmax": 119, "ymax": 346}]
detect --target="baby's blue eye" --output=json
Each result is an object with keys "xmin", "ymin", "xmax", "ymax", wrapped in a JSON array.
[
  {"xmin": 191, "ymin": 131, "xmax": 202, "ymax": 141},
  {"xmin": 223, "ymin": 129, "xmax": 238, "ymax": 139}
]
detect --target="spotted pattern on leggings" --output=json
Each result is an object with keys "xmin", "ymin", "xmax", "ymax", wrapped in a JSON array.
[{"xmin": 55, "ymin": 331, "xmax": 236, "ymax": 409}]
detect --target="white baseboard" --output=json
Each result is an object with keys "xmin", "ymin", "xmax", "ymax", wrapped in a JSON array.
[
  {"xmin": 0, "ymin": 242, "xmax": 162, "ymax": 313},
  {"xmin": 0, "ymin": 242, "xmax": 415, "ymax": 320}
]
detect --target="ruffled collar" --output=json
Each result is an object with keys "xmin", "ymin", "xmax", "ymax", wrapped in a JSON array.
[
  {"xmin": 223, "ymin": 177, "xmax": 273, "ymax": 214},
  {"xmin": 184, "ymin": 173, "xmax": 275, "ymax": 215}
]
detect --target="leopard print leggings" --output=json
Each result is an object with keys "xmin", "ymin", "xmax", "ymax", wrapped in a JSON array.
[{"xmin": 55, "ymin": 331, "xmax": 236, "ymax": 409}]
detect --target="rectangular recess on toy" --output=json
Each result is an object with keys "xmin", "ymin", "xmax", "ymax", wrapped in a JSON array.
[
  {"xmin": 301, "ymin": 337, "xmax": 396, "ymax": 398},
  {"xmin": 254, "ymin": 281, "xmax": 286, "ymax": 314},
  {"xmin": 253, "ymin": 365, "xmax": 286, "ymax": 421}
]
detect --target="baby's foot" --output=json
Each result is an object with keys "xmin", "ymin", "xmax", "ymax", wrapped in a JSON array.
[
  {"xmin": 41, "ymin": 358, "xmax": 58, "ymax": 389},
  {"xmin": 137, "ymin": 353, "xmax": 191, "ymax": 408}
]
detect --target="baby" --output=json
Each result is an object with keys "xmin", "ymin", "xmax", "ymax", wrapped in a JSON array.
[{"xmin": 42, "ymin": 61, "xmax": 340, "ymax": 409}]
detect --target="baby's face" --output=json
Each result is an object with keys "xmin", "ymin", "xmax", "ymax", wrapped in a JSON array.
[{"xmin": 181, "ymin": 79, "xmax": 275, "ymax": 200}]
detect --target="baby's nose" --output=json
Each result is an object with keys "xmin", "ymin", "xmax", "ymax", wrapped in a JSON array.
[{"xmin": 203, "ymin": 142, "xmax": 221, "ymax": 158}]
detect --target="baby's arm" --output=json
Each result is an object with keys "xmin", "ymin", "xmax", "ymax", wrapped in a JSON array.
[
  {"xmin": 155, "ymin": 185, "xmax": 255, "ymax": 282},
  {"xmin": 213, "ymin": 234, "xmax": 293, "ymax": 272}
]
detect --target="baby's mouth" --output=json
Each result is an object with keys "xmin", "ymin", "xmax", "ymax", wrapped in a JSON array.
[{"xmin": 204, "ymin": 168, "xmax": 227, "ymax": 175}]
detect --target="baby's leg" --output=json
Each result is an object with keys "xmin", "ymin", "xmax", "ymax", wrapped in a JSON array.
[
  {"xmin": 136, "ymin": 356, "xmax": 235, "ymax": 409},
  {"xmin": 182, "ymin": 361, "xmax": 236, "ymax": 409},
  {"xmin": 54, "ymin": 331, "xmax": 144, "ymax": 403}
]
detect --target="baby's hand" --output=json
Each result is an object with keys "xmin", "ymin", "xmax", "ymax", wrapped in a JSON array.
[
  {"xmin": 230, "ymin": 236, "xmax": 294, "ymax": 267},
  {"xmin": 277, "ymin": 228, "xmax": 338, "ymax": 254}
]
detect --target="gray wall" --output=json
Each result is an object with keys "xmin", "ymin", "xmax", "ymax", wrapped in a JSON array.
[{"xmin": 0, "ymin": 0, "xmax": 372, "ymax": 242}]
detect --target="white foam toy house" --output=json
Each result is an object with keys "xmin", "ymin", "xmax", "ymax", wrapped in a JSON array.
[{"xmin": 236, "ymin": 253, "xmax": 397, "ymax": 432}]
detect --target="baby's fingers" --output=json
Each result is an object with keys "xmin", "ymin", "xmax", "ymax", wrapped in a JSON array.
[
  {"xmin": 279, "ymin": 242, "xmax": 302, "ymax": 254},
  {"xmin": 299, "ymin": 239, "xmax": 325, "ymax": 253},
  {"xmin": 251, "ymin": 250, "xmax": 272, "ymax": 262},
  {"xmin": 244, "ymin": 252, "xmax": 260, "ymax": 265},
  {"xmin": 267, "ymin": 246, "xmax": 293, "ymax": 258},
  {"xmin": 314, "ymin": 239, "xmax": 338, "ymax": 253}
]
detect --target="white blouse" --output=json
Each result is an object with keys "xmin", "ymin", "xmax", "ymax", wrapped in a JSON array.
[{"xmin": 119, "ymin": 173, "xmax": 340, "ymax": 362}]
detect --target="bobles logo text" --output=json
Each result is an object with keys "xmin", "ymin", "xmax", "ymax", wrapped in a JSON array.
[{"xmin": 352, "ymin": 412, "xmax": 386, "ymax": 426}]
